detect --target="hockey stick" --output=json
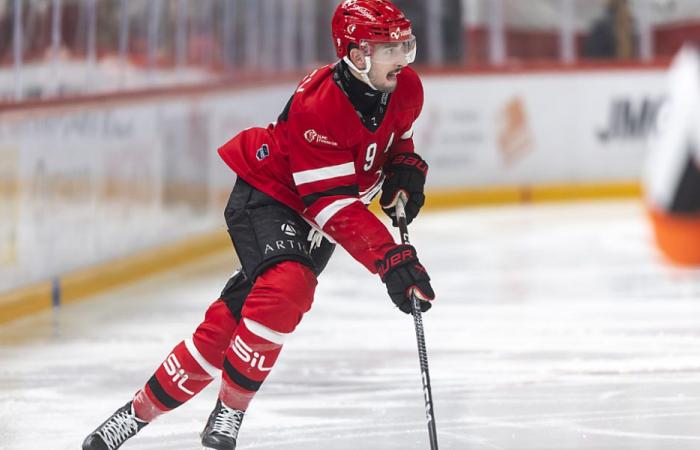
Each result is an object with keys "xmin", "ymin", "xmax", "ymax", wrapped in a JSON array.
[{"xmin": 395, "ymin": 197, "xmax": 439, "ymax": 450}]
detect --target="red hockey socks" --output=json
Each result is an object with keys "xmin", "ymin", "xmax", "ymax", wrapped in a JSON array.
[
  {"xmin": 133, "ymin": 339, "xmax": 219, "ymax": 422},
  {"xmin": 219, "ymin": 318, "xmax": 286, "ymax": 410}
]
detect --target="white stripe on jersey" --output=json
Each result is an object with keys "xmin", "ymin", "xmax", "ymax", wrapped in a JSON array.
[
  {"xmin": 314, "ymin": 198, "xmax": 360, "ymax": 228},
  {"xmin": 293, "ymin": 162, "xmax": 355, "ymax": 186},
  {"xmin": 360, "ymin": 173, "xmax": 385, "ymax": 204}
]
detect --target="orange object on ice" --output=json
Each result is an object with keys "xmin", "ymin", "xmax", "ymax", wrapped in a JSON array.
[{"xmin": 648, "ymin": 207, "xmax": 700, "ymax": 266}]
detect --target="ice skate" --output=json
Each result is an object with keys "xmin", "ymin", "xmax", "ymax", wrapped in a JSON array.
[
  {"xmin": 201, "ymin": 399, "xmax": 245, "ymax": 450},
  {"xmin": 82, "ymin": 401, "xmax": 148, "ymax": 450}
]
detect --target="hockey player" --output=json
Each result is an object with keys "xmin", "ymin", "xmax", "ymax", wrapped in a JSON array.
[
  {"xmin": 644, "ymin": 46, "xmax": 700, "ymax": 266},
  {"xmin": 82, "ymin": 1, "xmax": 435, "ymax": 449}
]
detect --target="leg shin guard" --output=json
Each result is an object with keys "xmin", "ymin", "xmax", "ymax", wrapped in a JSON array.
[
  {"xmin": 133, "ymin": 339, "xmax": 218, "ymax": 421},
  {"xmin": 219, "ymin": 318, "xmax": 286, "ymax": 411}
]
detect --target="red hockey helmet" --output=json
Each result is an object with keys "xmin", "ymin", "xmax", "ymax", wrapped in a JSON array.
[{"xmin": 331, "ymin": 0, "xmax": 416, "ymax": 64}]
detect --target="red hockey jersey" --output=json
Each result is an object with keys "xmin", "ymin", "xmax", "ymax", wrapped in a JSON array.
[{"xmin": 218, "ymin": 64, "xmax": 424, "ymax": 273}]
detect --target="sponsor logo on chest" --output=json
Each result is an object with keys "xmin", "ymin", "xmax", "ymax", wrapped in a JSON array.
[{"xmin": 304, "ymin": 129, "xmax": 338, "ymax": 147}]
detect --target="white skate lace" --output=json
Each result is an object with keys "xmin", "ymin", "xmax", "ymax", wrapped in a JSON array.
[
  {"xmin": 211, "ymin": 404, "xmax": 244, "ymax": 439},
  {"xmin": 97, "ymin": 408, "xmax": 140, "ymax": 450}
]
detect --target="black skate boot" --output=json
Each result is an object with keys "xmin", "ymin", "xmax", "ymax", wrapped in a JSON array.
[
  {"xmin": 201, "ymin": 399, "xmax": 245, "ymax": 450},
  {"xmin": 82, "ymin": 401, "xmax": 148, "ymax": 450}
]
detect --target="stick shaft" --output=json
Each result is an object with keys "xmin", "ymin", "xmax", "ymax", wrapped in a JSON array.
[{"xmin": 395, "ymin": 200, "xmax": 439, "ymax": 450}]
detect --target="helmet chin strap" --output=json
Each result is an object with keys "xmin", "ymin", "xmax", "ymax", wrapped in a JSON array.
[{"xmin": 343, "ymin": 55, "xmax": 379, "ymax": 91}]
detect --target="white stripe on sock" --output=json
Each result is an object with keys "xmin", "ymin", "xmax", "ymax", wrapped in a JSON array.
[
  {"xmin": 243, "ymin": 318, "xmax": 287, "ymax": 345},
  {"xmin": 184, "ymin": 338, "xmax": 219, "ymax": 378}
]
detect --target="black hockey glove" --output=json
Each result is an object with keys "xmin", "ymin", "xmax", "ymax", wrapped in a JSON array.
[
  {"xmin": 380, "ymin": 152, "xmax": 428, "ymax": 227},
  {"xmin": 377, "ymin": 244, "xmax": 435, "ymax": 314}
]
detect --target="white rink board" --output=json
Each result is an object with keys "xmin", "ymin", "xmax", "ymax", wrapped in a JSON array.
[
  {"xmin": 0, "ymin": 68, "xmax": 667, "ymax": 293},
  {"xmin": 0, "ymin": 84, "xmax": 295, "ymax": 293},
  {"xmin": 417, "ymin": 69, "xmax": 667, "ymax": 189}
]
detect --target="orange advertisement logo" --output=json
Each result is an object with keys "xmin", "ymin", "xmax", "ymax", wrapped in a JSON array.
[{"xmin": 498, "ymin": 97, "xmax": 534, "ymax": 166}]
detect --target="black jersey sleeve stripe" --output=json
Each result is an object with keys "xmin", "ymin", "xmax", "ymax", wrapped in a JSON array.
[
  {"xmin": 147, "ymin": 375, "xmax": 183, "ymax": 409},
  {"xmin": 223, "ymin": 357, "xmax": 263, "ymax": 392},
  {"xmin": 301, "ymin": 184, "xmax": 359, "ymax": 207}
]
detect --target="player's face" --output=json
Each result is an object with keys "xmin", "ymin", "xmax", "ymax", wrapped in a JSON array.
[
  {"xmin": 367, "ymin": 58, "xmax": 403, "ymax": 93},
  {"xmin": 364, "ymin": 39, "xmax": 416, "ymax": 93}
]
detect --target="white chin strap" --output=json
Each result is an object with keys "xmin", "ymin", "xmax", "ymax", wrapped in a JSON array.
[{"xmin": 343, "ymin": 55, "xmax": 379, "ymax": 91}]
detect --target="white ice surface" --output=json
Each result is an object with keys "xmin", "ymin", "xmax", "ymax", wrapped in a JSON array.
[{"xmin": 2, "ymin": 200, "xmax": 700, "ymax": 449}]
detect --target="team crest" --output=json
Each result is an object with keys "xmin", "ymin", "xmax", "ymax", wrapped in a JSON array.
[{"xmin": 256, "ymin": 143, "xmax": 270, "ymax": 161}]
